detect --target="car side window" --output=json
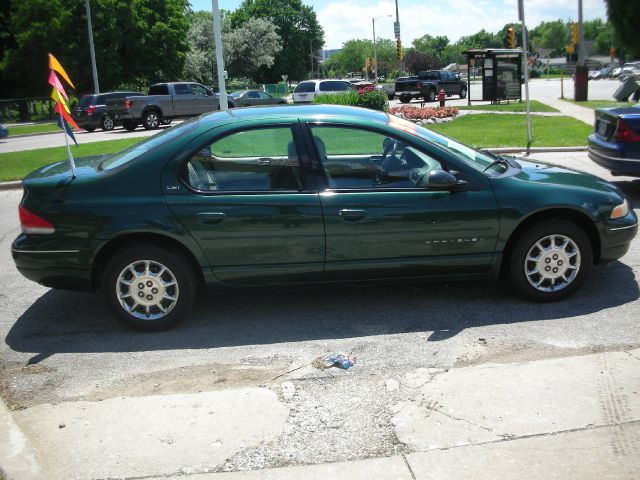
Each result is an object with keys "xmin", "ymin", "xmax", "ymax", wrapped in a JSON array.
[
  {"xmin": 309, "ymin": 126, "xmax": 441, "ymax": 190},
  {"xmin": 191, "ymin": 84, "xmax": 210, "ymax": 95},
  {"xmin": 174, "ymin": 84, "xmax": 191, "ymax": 95},
  {"xmin": 257, "ymin": 92, "xmax": 271, "ymax": 99},
  {"xmin": 246, "ymin": 91, "xmax": 260, "ymax": 99},
  {"xmin": 185, "ymin": 127, "xmax": 303, "ymax": 192}
]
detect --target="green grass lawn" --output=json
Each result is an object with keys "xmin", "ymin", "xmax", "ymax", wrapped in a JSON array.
[
  {"xmin": 457, "ymin": 100, "xmax": 559, "ymax": 113},
  {"xmin": 561, "ymin": 99, "xmax": 637, "ymax": 110},
  {"xmin": 427, "ymin": 114, "xmax": 592, "ymax": 148},
  {"xmin": 0, "ymin": 138, "xmax": 142, "ymax": 181},
  {"xmin": 7, "ymin": 122, "xmax": 60, "ymax": 136}
]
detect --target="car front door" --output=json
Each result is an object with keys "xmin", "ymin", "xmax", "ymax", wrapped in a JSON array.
[
  {"xmin": 163, "ymin": 121, "xmax": 325, "ymax": 285},
  {"xmin": 306, "ymin": 123, "xmax": 500, "ymax": 280},
  {"xmin": 191, "ymin": 83, "xmax": 218, "ymax": 114},
  {"xmin": 172, "ymin": 83, "xmax": 194, "ymax": 116}
]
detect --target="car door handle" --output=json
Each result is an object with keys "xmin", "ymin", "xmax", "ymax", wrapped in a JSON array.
[
  {"xmin": 197, "ymin": 212, "xmax": 226, "ymax": 224},
  {"xmin": 338, "ymin": 209, "xmax": 366, "ymax": 221}
]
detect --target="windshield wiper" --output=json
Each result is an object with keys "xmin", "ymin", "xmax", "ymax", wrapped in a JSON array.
[{"xmin": 480, "ymin": 149, "xmax": 516, "ymax": 172}]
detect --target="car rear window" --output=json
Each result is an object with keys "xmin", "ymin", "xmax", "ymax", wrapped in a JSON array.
[
  {"xmin": 149, "ymin": 84, "xmax": 169, "ymax": 95},
  {"xmin": 294, "ymin": 82, "xmax": 316, "ymax": 93},
  {"xmin": 319, "ymin": 81, "xmax": 349, "ymax": 92},
  {"xmin": 419, "ymin": 71, "xmax": 440, "ymax": 80},
  {"xmin": 79, "ymin": 95, "xmax": 96, "ymax": 107},
  {"xmin": 98, "ymin": 118, "xmax": 199, "ymax": 171}
]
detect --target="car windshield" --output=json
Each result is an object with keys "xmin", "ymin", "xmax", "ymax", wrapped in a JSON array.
[
  {"xmin": 98, "ymin": 118, "xmax": 199, "ymax": 171},
  {"xmin": 386, "ymin": 114, "xmax": 498, "ymax": 172}
]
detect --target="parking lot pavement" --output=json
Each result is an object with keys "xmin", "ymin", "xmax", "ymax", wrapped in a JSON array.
[{"xmin": 1, "ymin": 152, "xmax": 639, "ymax": 478}]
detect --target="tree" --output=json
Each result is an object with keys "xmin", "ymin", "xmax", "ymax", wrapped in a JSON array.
[
  {"xmin": 606, "ymin": 0, "xmax": 640, "ymax": 57},
  {"xmin": 184, "ymin": 11, "xmax": 281, "ymax": 85},
  {"xmin": 457, "ymin": 29, "xmax": 499, "ymax": 51},
  {"xmin": 229, "ymin": 0, "xmax": 324, "ymax": 82},
  {"xmin": 403, "ymin": 50, "xmax": 439, "ymax": 74},
  {"xmin": 0, "ymin": 0, "xmax": 191, "ymax": 98},
  {"xmin": 412, "ymin": 34, "xmax": 450, "ymax": 59},
  {"xmin": 326, "ymin": 39, "xmax": 371, "ymax": 75}
]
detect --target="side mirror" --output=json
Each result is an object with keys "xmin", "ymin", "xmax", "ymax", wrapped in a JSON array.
[{"xmin": 426, "ymin": 169, "xmax": 459, "ymax": 191}]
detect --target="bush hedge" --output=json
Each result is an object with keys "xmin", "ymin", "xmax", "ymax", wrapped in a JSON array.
[{"xmin": 313, "ymin": 89, "xmax": 388, "ymax": 112}]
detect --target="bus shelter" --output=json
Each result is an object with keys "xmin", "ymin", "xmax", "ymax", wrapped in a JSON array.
[{"xmin": 463, "ymin": 48, "xmax": 523, "ymax": 105}]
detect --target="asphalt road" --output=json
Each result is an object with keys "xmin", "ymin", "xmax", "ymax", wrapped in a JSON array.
[{"xmin": 1, "ymin": 151, "xmax": 639, "ymax": 473}]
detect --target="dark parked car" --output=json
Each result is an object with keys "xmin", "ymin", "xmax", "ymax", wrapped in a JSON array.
[
  {"xmin": 588, "ymin": 103, "xmax": 640, "ymax": 176},
  {"xmin": 12, "ymin": 105, "xmax": 637, "ymax": 330},
  {"xmin": 74, "ymin": 91, "xmax": 143, "ymax": 132},
  {"xmin": 395, "ymin": 70, "xmax": 467, "ymax": 103},
  {"xmin": 230, "ymin": 90, "xmax": 287, "ymax": 107}
]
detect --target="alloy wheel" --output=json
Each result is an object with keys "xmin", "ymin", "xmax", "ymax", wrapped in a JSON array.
[{"xmin": 524, "ymin": 234, "xmax": 581, "ymax": 292}]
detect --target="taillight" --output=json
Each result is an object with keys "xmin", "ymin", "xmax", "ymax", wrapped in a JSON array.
[
  {"xmin": 416, "ymin": 82, "xmax": 421, "ymax": 89},
  {"xmin": 19, "ymin": 206, "xmax": 55, "ymax": 235},
  {"xmin": 124, "ymin": 100, "xmax": 132, "ymax": 109},
  {"xmin": 613, "ymin": 120, "xmax": 640, "ymax": 142},
  {"xmin": 86, "ymin": 105, "xmax": 96, "ymax": 115}
]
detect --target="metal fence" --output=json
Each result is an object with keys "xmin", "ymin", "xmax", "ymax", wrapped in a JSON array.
[{"xmin": 0, "ymin": 97, "xmax": 65, "ymax": 123}]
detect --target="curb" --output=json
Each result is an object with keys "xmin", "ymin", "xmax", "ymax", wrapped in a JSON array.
[
  {"xmin": 0, "ymin": 181, "xmax": 22, "ymax": 191},
  {"xmin": 0, "ymin": 397, "xmax": 46, "ymax": 479},
  {"xmin": 6, "ymin": 130, "xmax": 60, "ymax": 139}
]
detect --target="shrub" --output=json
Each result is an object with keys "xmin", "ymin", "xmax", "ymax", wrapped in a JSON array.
[{"xmin": 313, "ymin": 89, "xmax": 388, "ymax": 112}]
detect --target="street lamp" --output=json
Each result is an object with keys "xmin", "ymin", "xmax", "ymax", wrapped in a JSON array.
[{"xmin": 372, "ymin": 14, "xmax": 392, "ymax": 83}]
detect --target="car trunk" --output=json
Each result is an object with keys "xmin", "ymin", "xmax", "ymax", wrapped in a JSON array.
[{"xmin": 595, "ymin": 108, "xmax": 640, "ymax": 141}]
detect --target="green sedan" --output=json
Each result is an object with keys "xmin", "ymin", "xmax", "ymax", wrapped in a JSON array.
[{"xmin": 11, "ymin": 105, "xmax": 638, "ymax": 329}]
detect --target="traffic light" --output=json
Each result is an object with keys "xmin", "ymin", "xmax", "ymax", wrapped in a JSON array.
[
  {"xmin": 572, "ymin": 23, "xmax": 579, "ymax": 45},
  {"xmin": 396, "ymin": 39, "xmax": 403, "ymax": 60},
  {"xmin": 507, "ymin": 27, "xmax": 515, "ymax": 48}
]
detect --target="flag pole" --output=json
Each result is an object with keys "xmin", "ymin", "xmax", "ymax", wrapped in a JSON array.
[{"xmin": 58, "ymin": 106, "xmax": 77, "ymax": 178}]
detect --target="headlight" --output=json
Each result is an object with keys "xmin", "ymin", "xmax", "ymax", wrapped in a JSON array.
[{"xmin": 610, "ymin": 200, "xmax": 630, "ymax": 219}]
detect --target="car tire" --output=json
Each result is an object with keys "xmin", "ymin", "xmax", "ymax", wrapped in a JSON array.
[
  {"xmin": 142, "ymin": 110, "xmax": 161, "ymax": 130},
  {"xmin": 101, "ymin": 115, "xmax": 115, "ymax": 131},
  {"xmin": 388, "ymin": 93, "xmax": 395, "ymax": 100},
  {"xmin": 103, "ymin": 244, "xmax": 196, "ymax": 330},
  {"xmin": 459, "ymin": 86, "xmax": 467, "ymax": 99},
  {"xmin": 426, "ymin": 88, "xmax": 437, "ymax": 102},
  {"xmin": 122, "ymin": 120, "xmax": 137, "ymax": 131},
  {"xmin": 399, "ymin": 94, "xmax": 411, "ymax": 104},
  {"xmin": 509, "ymin": 220, "xmax": 592, "ymax": 302},
  {"xmin": 84, "ymin": 127, "xmax": 96, "ymax": 133}
]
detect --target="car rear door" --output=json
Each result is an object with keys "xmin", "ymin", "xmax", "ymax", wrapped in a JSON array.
[
  {"xmin": 304, "ymin": 122, "xmax": 500, "ymax": 280},
  {"xmin": 163, "ymin": 120, "xmax": 325, "ymax": 285}
]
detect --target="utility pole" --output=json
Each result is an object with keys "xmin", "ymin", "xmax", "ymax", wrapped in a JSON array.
[
  {"xmin": 518, "ymin": 0, "xmax": 532, "ymax": 153},
  {"xmin": 372, "ymin": 15, "xmax": 392, "ymax": 84},
  {"xmin": 210, "ymin": 0, "xmax": 228, "ymax": 110},
  {"xmin": 394, "ymin": 0, "xmax": 402, "ymax": 73},
  {"xmin": 577, "ymin": 0, "xmax": 585, "ymax": 65},
  {"xmin": 85, "ymin": 0, "xmax": 99, "ymax": 94}
]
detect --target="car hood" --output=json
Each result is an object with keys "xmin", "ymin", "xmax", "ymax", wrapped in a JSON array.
[{"xmin": 508, "ymin": 157, "xmax": 621, "ymax": 194}]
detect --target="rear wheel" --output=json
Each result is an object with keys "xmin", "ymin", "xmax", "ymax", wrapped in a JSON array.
[
  {"xmin": 103, "ymin": 245, "xmax": 196, "ymax": 330},
  {"xmin": 509, "ymin": 220, "xmax": 592, "ymax": 301},
  {"xmin": 101, "ymin": 115, "xmax": 115, "ymax": 131},
  {"xmin": 426, "ymin": 88, "xmax": 437, "ymax": 102},
  {"xmin": 142, "ymin": 110, "xmax": 161, "ymax": 130},
  {"xmin": 121, "ymin": 120, "xmax": 137, "ymax": 131},
  {"xmin": 459, "ymin": 86, "xmax": 467, "ymax": 99}
]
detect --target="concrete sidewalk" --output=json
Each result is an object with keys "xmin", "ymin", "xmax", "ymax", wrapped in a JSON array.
[
  {"xmin": 534, "ymin": 96, "xmax": 595, "ymax": 125},
  {"xmin": 2, "ymin": 348, "xmax": 638, "ymax": 479}
]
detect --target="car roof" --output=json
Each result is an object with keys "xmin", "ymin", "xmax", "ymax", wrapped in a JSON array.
[{"xmin": 198, "ymin": 104, "xmax": 388, "ymax": 127}]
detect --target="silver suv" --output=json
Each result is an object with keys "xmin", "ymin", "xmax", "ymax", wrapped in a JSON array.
[{"xmin": 292, "ymin": 80, "xmax": 353, "ymax": 103}]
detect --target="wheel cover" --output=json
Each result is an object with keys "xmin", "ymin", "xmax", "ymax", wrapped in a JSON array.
[
  {"xmin": 146, "ymin": 113, "xmax": 159, "ymax": 128},
  {"xmin": 103, "ymin": 117, "xmax": 114, "ymax": 129},
  {"xmin": 524, "ymin": 234, "xmax": 581, "ymax": 292},
  {"xmin": 116, "ymin": 260, "xmax": 179, "ymax": 320}
]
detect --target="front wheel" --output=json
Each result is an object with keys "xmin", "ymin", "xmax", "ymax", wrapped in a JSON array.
[
  {"xmin": 103, "ymin": 245, "xmax": 196, "ymax": 330},
  {"xmin": 459, "ymin": 86, "xmax": 467, "ymax": 99},
  {"xmin": 509, "ymin": 220, "xmax": 592, "ymax": 302}
]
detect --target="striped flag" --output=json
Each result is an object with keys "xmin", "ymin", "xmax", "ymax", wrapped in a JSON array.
[{"xmin": 48, "ymin": 53, "xmax": 78, "ymax": 177}]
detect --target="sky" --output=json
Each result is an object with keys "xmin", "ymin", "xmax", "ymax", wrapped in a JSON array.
[{"xmin": 190, "ymin": 0, "xmax": 608, "ymax": 49}]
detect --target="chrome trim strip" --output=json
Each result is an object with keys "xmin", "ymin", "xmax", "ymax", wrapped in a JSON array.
[
  {"xmin": 609, "ymin": 223, "xmax": 638, "ymax": 231},
  {"xmin": 11, "ymin": 249, "xmax": 80, "ymax": 254}
]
